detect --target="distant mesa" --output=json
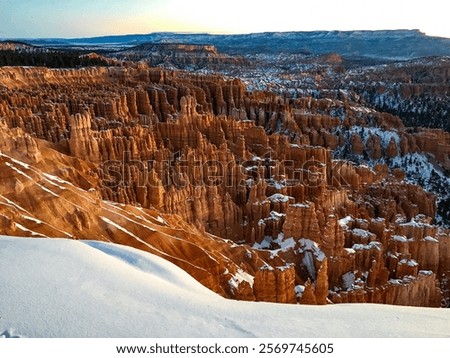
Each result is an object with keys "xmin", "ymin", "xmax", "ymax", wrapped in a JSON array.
[
  {"xmin": 20, "ymin": 29, "xmax": 450, "ymax": 59},
  {"xmin": 131, "ymin": 43, "xmax": 219, "ymax": 54}
]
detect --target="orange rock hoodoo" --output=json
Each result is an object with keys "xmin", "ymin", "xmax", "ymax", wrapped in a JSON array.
[{"xmin": 0, "ymin": 64, "xmax": 448, "ymax": 307}]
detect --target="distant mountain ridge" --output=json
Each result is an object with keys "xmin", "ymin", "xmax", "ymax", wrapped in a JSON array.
[{"xmin": 19, "ymin": 30, "xmax": 450, "ymax": 59}]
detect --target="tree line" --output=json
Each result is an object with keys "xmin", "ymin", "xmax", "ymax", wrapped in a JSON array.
[{"xmin": 0, "ymin": 49, "xmax": 109, "ymax": 68}]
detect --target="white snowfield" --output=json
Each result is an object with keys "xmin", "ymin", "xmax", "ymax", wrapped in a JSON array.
[{"xmin": 1, "ymin": 236, "xmax": 449, "ymax": 338}]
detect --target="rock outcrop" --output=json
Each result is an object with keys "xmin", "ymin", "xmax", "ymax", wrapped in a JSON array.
[
  {"xmin": 113, "ymin": 43, "xmax": 248, "ymax": 71},
  {"xmin": 0, "ymin": 63, "xmax": 448, "ymax": 307}
]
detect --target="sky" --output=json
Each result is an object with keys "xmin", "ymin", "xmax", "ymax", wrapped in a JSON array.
[{"xmin": 1, "ymin": 0, "xmax": 449, "ymax": 39}]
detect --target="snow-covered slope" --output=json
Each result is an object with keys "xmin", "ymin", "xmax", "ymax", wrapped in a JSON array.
[{"xmin": 1, "ymin": 236, "xmax": 449, "ymax": 338}]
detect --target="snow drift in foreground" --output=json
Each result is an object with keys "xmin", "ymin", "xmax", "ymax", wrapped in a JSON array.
[{"xmin": 1, "ymin": 236, "xmax": 449, "ymax": 338}]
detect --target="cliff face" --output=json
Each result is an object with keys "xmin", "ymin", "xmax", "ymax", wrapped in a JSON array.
[
  {"xmin": 0, "ymin": 64, "xmax": 448, "ymax": 307},
  {"xmin": 113, "ymin": 43, "xmax": 248, "ymax": 71}
]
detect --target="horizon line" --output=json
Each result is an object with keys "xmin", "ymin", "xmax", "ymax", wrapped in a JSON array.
[{"xmin": 4, "ymin": 28, "xmax": 449, "ymax": 42}]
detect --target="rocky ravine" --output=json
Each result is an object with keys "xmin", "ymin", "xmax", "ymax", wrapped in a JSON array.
[
  {"xmin": 128, "ymin": 45, "xmax": 450, "ymax": 225},
  {"xmin": 0, "ymin": 64, "xmax": 449, "ymax": 307}
]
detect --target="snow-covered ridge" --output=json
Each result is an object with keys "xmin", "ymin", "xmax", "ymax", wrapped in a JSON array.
[{"xmin": 1, "ymin": 236, "xmax": 449, "ymax": 338}]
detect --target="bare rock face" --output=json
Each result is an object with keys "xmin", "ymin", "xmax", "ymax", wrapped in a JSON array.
[
  {"xmin": 366, "ymin": 134, "xmax": 382, "ymax": 159},
  {"xmin": 68, "ymin": 111, "xmax": 100, "ymax": 162},
  {"xmin": 299, "ymin": 279, "xmax": 317, "ymax": 305},
  {"xmin": 413, "ymin": 129, "xmax": 450, "ymax": 170},
  {"xmin": 314, "ymin": 259, "xmax": 329, "ymax": 305},
  {"xmin": 282, "ymin": 202, "xmax": 321, "ymax": 242},
  {"xmin": 0, "ymin": 127, "xmax": 266, "ymax": 298},
  {"xmin": 253, "ymin": 265, "xmax": 296, "ymax": 303},
  {"xmin": 0, "ymin": 119, "xmax": 42, "ymax": 163},
  {"xmin": 351, "ymin": 133, "xmax": 364, "ymax": 154},
  {"xmin": 113, "ymin": 43, "xmax": 248, "ymax": 71},
  {"xmin": 386, "ymin": 137, "xmax": 398, "ymax": 158},
  {"xmin": 0, "ymin": 64, "xmax": 448, "ymax": 307}
]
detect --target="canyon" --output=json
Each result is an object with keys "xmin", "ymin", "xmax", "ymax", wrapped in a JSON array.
[{"xmin": 0, "ymin": 36, "xmax": 449, "ymax": 308}]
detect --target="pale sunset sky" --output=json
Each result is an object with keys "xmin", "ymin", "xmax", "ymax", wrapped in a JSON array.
[{"xmin": 1, "ymin": 0, "xmax": 449, "ymax": 39}]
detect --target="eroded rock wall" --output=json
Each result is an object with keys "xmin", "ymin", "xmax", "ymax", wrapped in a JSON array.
[{"xmin": 0, "ymin": 64, "xmax": 448, "ymax": 307}]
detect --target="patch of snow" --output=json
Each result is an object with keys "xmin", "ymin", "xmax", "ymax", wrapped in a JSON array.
[
  {"xmin": 42, "ymin": 173, "xmax": 69, "ymax": 184},
  {"xmin": 21, "ymin": 215, "xmax": 43, "ymax": 224},
  {"xmin": 399, "ymin": 259, "xmax": 419, "ymax": 267},
  {"xmin": 388, "ymin": 252, "xmax": 399, "ymax": 259},
  {"xmin": 36, "ymin": 183, "xmax": 59, "ymax": 197},
  {"xmin": 253, "ymin": 234, "xmax": 296, "ymax": 258},
  {"xmin": 291, "ymin": 202, "xmax": 310, "ymax": 208},
  {"xmin": 419, "ymin": 270, "xmax": 433, "ymax": 276},
  {"xmin": 392, "ymin": 235, "xmax": 409, "ymax": 242},
  {"xmin": 252, "ymin": 236, "xmax": 272, "ymax": 250},
  {"xmin": 259, "ymin": 263, "xmax": 274, "ymax": 271},
  {"xmin": 401, "ymin": 218, "xmax": 425, "ymax": 228},
  {"xmin": 1, "ymin": 236, "xmax": 450, "ymax": 338},
  {"xmin": 155, "ymin": 216, "xmax": 167, "ymax": 225},
  {"xmin": 0, "ymin": 153, "xmax": 30, "ymax": 168},
  {"xmin": 347, "ymin": 125, "xmax": 401, "ymax": 148},
  {"xmin": 40, "ymin": 174, "xmax": 67, "ymax": 191},
  {"xmin": 339, "ymin": 215, "xmax": 354, "ymax": 229},
  {"xmin": 342, "ymin": 272, "xmax": 356, "ymax": 291},
  {"xmin": 102, "ymin": 207, "xmax": 157, "ymax": 234},
  {"xmin": 277, "ymin": 236, "xmax": 296, "ymax": 251},
  {"xmin": 5, "ymin": 162, "xmax": 33, "ymax": 180},
  {"xmin": 302, "ymin": 251, "xmax": 316, "ymax": 280},
  {"xmin": 0, "ymin": 195, "xmax": 28, "ymax": 213},
  {"xmin": 295, "ymin": 285, "xmax": 305, "ymax": 298},
  {"xmin": 352, "ymin": 241, "xmax": 382, "ymax": 251},
  {"xmin": 267, "ymin": 193, "xmax": 292, "ymax": 203},
  {"xmin": 389, "ymin": 279, "xmax": 403, "ymax": 285},
  {"xmin": 101, "ymin": 216, "xmax": 142, "ymax": 241},
  {"xmin": 267, "ymin": 210, "xmax": 286, "ymax": 220},
  {"xmin": 14, "ymin": 223, "xmax": 45, "ymax": 237},
  {"xmin": 424, "ymin": 236, "xmax": 439, "ymax": 243},
  {"xmin": 228, "ymin": 268, "xmax": 254, "ymax": 290},
  {"xmin": 298, "ymin": 238, "xmax": 326, "ymax": 261},
  {"xmin": 351, "ymin": 228, "xmax": 372, "ymax": 239},
  {"xmin": 276, "ymin": 263, "xmax": 295, "ymax": 271}
]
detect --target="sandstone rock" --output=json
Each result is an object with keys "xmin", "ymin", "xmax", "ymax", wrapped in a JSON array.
[
  {"xmin": 69, "ymin": 111, "xmax": 99, "ymax": 162},
  {"xmin": 282, "ymin": 202, "xmax": 321, "ymax": 242},
  {"xmin": 314, "ymin": 259, "xmax": 329, "ymax": 305},
  {"xmin": 0, "ymin": 64, "xmax": 448, "ymax": 308},
  {"xmin": 299, "ymin": 279, "xmax": 317, "ymax": 305},
  {"xmin": 253, "ymin": 264, "xmax": 296, "ymax": 303},
  {"xmin": 386, "ymin": 137, "xmax": 398, "ymax": 158},
  {"xmin": 350, "ymin": 133, "xmax": 364, "ymax": 155}
]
